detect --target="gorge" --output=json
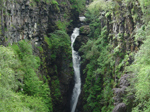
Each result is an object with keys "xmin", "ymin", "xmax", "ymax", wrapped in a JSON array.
[{"xmin": 1, "ymin": 0, "xmax": 150, "ymax": 112}]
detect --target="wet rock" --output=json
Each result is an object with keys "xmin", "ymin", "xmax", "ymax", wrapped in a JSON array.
[
  {"xmin": 112, "ymin": 103, "xmax": 127, "ymax": 112},
  {"xmin": 80, "ymin": 25, "xmax": 90, "ymax": 35},
  {"xmin": 73, "ymin": 25, "xmax": 90, "ymax": 51},
  {"xmin": 73, "ymin": 35, "xmax": 88, "ymax": 52}
]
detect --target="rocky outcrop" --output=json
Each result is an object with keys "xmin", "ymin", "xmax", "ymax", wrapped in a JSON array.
[
  {"xmin": 0, "ymin": 0, "xmax": 78, "ymax": 45},
  {"xmin": 73, "ymin": 35, "xmax": 88, "ymax": 52},
  {"xmin": 93, "ymin": 1, "xmax": 142, "ymax": 110},
  {"xmin": 113, "ymin": 74, "xmax": 135, "ymax": 112},
  {"xmin": 41, "ymin": 34, "xmax": 73, "ymax": 112},
  {"xmin": 113, "ymin": 74, "xmax": 129, "ymax": 108},
  {"xmin": 73, "ymin": 25, "xmax": 90, "ymax": 51},
  {"xmin": 76, "ymin": 0, "xmax": 143, "ymax": 111},
  {"xmin": 80, "ymin": 25, "xmax": 90, "ymax": 35}
]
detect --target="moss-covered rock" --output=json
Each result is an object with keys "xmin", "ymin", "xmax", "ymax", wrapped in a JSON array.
[{"xmin": 80, "ymin": 25, "xmax": 90, "ymax": 35}]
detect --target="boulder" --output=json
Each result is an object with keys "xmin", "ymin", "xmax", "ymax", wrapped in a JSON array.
[{"xmin": 80, "ymin": 25, "xmax": 90, "ymax": 35}]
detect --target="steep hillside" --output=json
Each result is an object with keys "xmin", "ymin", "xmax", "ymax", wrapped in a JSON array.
[
  {"xmin": 75, "ymin": 0, "xmax": 150, "ymax": 112},
  {"xmin": 0, "ymin": 0, "xmax": 86, "ymax": 112}
]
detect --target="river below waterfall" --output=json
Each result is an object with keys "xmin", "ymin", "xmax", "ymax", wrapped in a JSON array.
[{"xmin": 70, "ymin": 28, "xmax": 81, "ymax": 112}]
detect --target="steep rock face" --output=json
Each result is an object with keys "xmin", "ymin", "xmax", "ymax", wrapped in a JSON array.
[
  {"xmin": 107, "ymin": 2, "xmax": 142, "ymax": 111},
  {"xmin": 76, "ymin": 0, "xmax": 143, "ymax": 112},
  {"xmin": 113, "ymin": 74, "xmax": 129, "ymax": 112},
  {"xmin": 0, "ymin": 0, "xmax": 80, "ymax": 112},
  {"xmin": 101, "ymin": 0, "xmax": 142, "ymax": 101},
  {"xmin": 113, "ymin": 74, "xmax": 135, "ymax": 112},
  {"xmin": 0, "ymin": 0, "xmax": 77, "ymax": 45},
  {"xmin": 1, "ymin": 1, "xmax": 47, "ymax": 44},
  {"xmin": 41, "ymin": 31, "xmax": 74, "ymax": 111}
]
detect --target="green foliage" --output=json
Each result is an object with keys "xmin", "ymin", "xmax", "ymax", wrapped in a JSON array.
[
  {"xmin": 80, "ymin": 27, "xmax": 115, "ymax": 112},
  {"xmin": 51, "ymin": 76, "xmax": 62, "ymax": 103},
  {"xmin": 51, "ymin": 0, "xmax": 59, "ymax": 5},
  {"xmin": 37, "ymin": 46, "xmax": 44, "ymax": 53},
  {"xmin": 69, "ymin": 0, "xmax": 86, "ymax": 13},
  {"xmin": 12, "ymin": 41, "xmax": 41, "ymax": 95},
  {"xmin": 0, "ymin": 46, "xmax": 22, "ymax": 91},
  {"xmin": 127, "ymin": 0, "xmax": 150, "ymax": 23},
  {"xmin": 44, "ymin": 30, "xmax": 72, "ymax": 111},
  {"xmin": 88, "ymin": 0, "xmax": 112, "ymax": 14},
  {"xmin": 134, "ymin": 25, "xmax": 146, "ymax": 42},
  {"xmin": 44, "ymin": 30, "xmax": 71, "ymax": 62},
  {"xmin": 0, "ymin": 41, "xmax": 53, "ymax": 112},
  {"xmin": 0, "ymin": 87, "xmax": 50, "ymax": 112},
  {"xmin": 138, "ymin": 0, "xmax": 150, "ymax": 12},
  {"xmin": 63, "ymin": 13, "xmax": 68, "ymax": 18},
  {"xmin": 126, "ymin": 22, "xmax": 150, "ymax": 112},
  {"xmin": 83, "ymin": 0, "xmax": 150, "ymax": 111},
  {"xmin": 89, "ymin": 19, "xmax": 101, "ymax": 38},
  {"xmin": 29, "ymin": 0, "xmax": 51, "ymax": 6},
  {"xmin": 44, "ymin": 36, "xmax": 52, "ymax": 49},
  {"xmin": 56, "ymin": 20, "xmax": 69, "ymax": 31},
  {"xmin": 51, "ymin": 0, "xmax": 60, "ymax": 12},
  {"xmin": 62, "ymin": 2, "xmax": 67, "ymax": 5},
  {"xmin": 80, "ymin": 26, "xmax": 84, "ymax": 32}
]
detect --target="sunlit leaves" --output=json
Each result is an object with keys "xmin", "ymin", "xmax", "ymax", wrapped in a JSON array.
[
  {"xmin": 127, "ymin": 22, "xmax": 150, "ymax": 111},
  {"xmin": 0, "ymin": 46, "xmax": 21, "ymax": 90},
  {"xmin": 0, "ymin": 41, "xmax": 53, "ymax": 112},
  {"xmin": 88, "ymin": 0, "xmax": 112, "ymax": 14}
]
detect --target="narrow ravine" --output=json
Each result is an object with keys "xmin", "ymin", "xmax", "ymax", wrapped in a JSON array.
[{"xmin": 70, "ymin": 28, "xmax": 81, "ymax": 112}]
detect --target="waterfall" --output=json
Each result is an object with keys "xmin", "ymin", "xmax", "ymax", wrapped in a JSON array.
[{"xmin": 71, "ymin": 28, "xmax": 81, "ymax": 112}]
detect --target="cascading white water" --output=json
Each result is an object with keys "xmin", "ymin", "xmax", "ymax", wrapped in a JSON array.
[
  {"xmin": 79, "ymin": 16, "xmax": 86, "ymax": 22},
  {"xmin": 71, "ymin": 28, "xmax": 81, "ymax": 112}
]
